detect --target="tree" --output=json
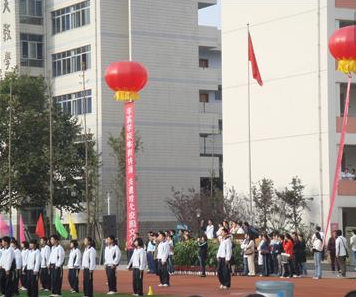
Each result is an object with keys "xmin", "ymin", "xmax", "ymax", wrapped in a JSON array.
[
  {"xmin": 166, "ymin": 186, "xmax": 249, "ymax": 234},
  {"xmin": 0, "ymin": 74, "xmax": 98, "ymax": 214},
  {"xmin": 252, "ymin": 178, "xmax": 275, "ymax": 231},
  {"xmin": 276, "ymin": 177, "xmax": 311, "ymax": 231},
  {"xmin": 107, "ymin": 127, "xmax": 143, "ymax": 239}
]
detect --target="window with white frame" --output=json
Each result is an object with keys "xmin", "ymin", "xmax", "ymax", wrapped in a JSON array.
[
  {"xmin": 20, "ymin": 34, "xmax": 44, "ymax": 68},
  {"xmin": 52, "ymin": 1, "xmax": 90, "ymax": 35},
  {"xmin": 54, "ymin": 90, "xmax": 92, "ymax": 116},
  {"xmin": 52, "ymin": 45, "xmax": 91, "ymax": 77},
  {"xmin": 19, "ymin": 0, "xmax": 43, "ymax": 25}
]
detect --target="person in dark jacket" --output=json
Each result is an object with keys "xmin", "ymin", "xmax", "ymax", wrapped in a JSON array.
[
  {"xmin": 327, "ymin": 230, "xmax": 340, "ymax": 272},
  {"xmin": 298, "ymin": 234, "xmax": 307, "ymax": 276},
  {"xmin": 260, "ymin": 234, "xmax": 271, "ymax": 277},
  {"xmin": 291, "ymin": 232, "xmax": 301, "ymax": 277},
  {"xmin": 197, "ymin": 235, "xmax": 208, "ymax": 277}
]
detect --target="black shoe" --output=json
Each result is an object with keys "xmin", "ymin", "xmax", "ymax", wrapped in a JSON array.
[{"xmin": 200, "ymin": 274, "xmax": 207, "ymax": 277}]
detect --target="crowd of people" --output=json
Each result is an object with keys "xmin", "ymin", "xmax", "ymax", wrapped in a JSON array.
[
  {"xmin": 0, "ymin": 223, "xmax": 355, "ymax": 296},
  {"xmin": 341, "ymin": 167, "xmax": 356, "ymax": 180}
]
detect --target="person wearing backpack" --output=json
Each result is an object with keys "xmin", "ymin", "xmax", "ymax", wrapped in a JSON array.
[{"xmin": 336, "ymin": 229, "xmax": 348, "ymax": 277}]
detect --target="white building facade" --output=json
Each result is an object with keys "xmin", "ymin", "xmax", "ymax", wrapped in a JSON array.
[
  {"xmin": 222, "ymin": 0, "xmax": 356, "ymax": 235},
  {"xmin": 0, "ymin": 0, "xmax": 222, "ymax": 235}
]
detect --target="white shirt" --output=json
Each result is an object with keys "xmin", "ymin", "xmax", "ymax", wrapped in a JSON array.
[
  {"xmin": 205, "ymin": 225, "xmax": 214, "ymax": 240},
  {"xmin": 14, "ymin": 248, "xmax": 22, "ymax": 270},
  {"xmin": 147, "ymin": 241, "xmax": 155, "ymax": 253},
  {"xmin": 49, "ymin": 245, "xmax": 65, "ymax": 267},
  {"xmin": 237, "ymin": 227, "xmax": 245, "ymax": 234},
  {"xmin": 257, "ymin": 240, "xmax": 264, "ymax": 265},
  {"xmin": 312, "ymin": 238, "xmax": 323, "ymax": 252},
  {"xmin": 0, "ymin": 248, "xmax": 4, "ymax": 268},
  {"xmin": 82, "ymin": 246, "xmax": 96, "ymax": 271},
  {"xmin": 27, "ymin": 250, "xmax": 41, "ymax": 273},
  {"xmin": 40, "ymin": 245, "xmax": 51, "ymax": 268},
  {"xmin": 216, "ymin": 237, "xmax": 232, "ymax": 261},
  {"xmin": 350, "ymin": 234, "xmax": 356, "ymax": 251},
  {"xmin": 21, "ymin": 249, "xmax": 29, "ymax": 269},
  {"xmin": 68, "ymin": 248, "xmax": 82, "ymax": 269},
  {"xmin": 104, "ymin": 245, "xmax": 121, "ymax": 266},
  {"xmin": 167, "ymin": 239, "xmax": 174, "ymax": 256},
  {"xmin": 241, "ymin": 238, "xmax": 249, "ymax": 258},
  {"xmin": 2, "ymin": 247, "xmax": 15, "ymax": 271},
  {"xmin": 336, "ymin": 236, "xmax": 348, "ymax": 257},
  {"xmin": 127, "ymin": 248, "xmax": 146, "ymax": 270},
  {"xmin": 157, "ymin": 241, "xmax": 170, "ymax": 263}
]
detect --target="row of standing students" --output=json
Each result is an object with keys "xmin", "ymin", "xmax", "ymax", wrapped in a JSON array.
[{"xmin": 0, "ymin": 235, "xmax": 96, "ymax": 297}]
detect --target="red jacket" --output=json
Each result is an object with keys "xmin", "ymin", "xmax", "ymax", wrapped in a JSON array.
[{"xmin": 283, "ymin": 240, "xmax": 293, "ymax": 256}]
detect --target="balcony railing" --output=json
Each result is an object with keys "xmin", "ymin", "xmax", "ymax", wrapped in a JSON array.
[
  {"xmin": 336, "ymin": 117, "xmax": 356, "ymax": 133},
  {"xmin": 338, "ymin": 179, "xmax": 356, "ymax": 195}
]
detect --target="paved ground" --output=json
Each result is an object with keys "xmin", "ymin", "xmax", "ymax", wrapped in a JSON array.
[{"xmin": 61, "ymin": 268, "xmax": 356, "ymax": 297}]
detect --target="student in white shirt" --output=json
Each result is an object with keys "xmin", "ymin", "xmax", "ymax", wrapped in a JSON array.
[
  {"xmin": 166, "ymin": 234, "xmax": 175, "ymax": 275},
  {"xmin": 350, "ymin": 229, "xmax": 356, "ymax": 271},
  {"xmin": 336, "ymin": 229, "xmax": 348, "ymax": 277},
  {"xmin": 216, "ymin": 228, "xmax": 232, "ymax": 290},
  {"xmin": 127, "ymin": 237, "xmax": 147, "ymax": 296},
  {"xmin": 312, "ymin": 232, "xmax": 323, "ymax": 279},
  {"xmin": 82, "ymin": 237, "xmax": 96, "ymax": 297},
  {"xmin": 49, "ymin": 235, "xmax": 65, "ymax": 297},
  {"xmin": 39, "ymin": 237, "xmax": 51, "ymax": 291},
  {"xmin": 10, "ymin": 238, "xmax": 22, "ymax": 296},
  {"xmin": 26, "ymin": 239, "xmax": 41, "ymax": 297},
  {"xmin": 104, "ymin": 235, "xmax": 121, "ymax": 295},
  {"xmin": 156, "ymin": 231, "xmax": 170, "ymax": 287},
  {"xmin": 205, "ymin": 220, "xmax": 215, "ymax": 240},
  {"xmin": 1, "ymin": 236, "xmax": 15, "ymax": 297},
  {"xmin": 67, "ymin": 240, "xmax": 81, "ymax": 293},
  {"xmin": 0, "ymin": 239, "xmax": 5, "ymax": 297},
  {"xmin": 20, "ymin": 241, "xmax": 29, "ymax": 291}
]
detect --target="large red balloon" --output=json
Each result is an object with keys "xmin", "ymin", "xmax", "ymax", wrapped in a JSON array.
[
  {"xmin": 329, "ymin": 25, "xmax": 356, "ymax": 61},
  {"xmin": 105, "ymin": 61, "xmax": 148, "ymax": 92}
]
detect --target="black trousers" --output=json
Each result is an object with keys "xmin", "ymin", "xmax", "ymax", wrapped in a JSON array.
[
  {"xmin": 21, "ymin": 268, "xmax": 27, "ymax": 289},
  {"xmin": 198, "ymin": 255, "xmax": 206, "ymax": 276},
  {"xmin": 68, "ymin": 269, "xmax": 80, "ymax": 292},
  {"xmin": 154, "ymin": 259, "xmax": 159, "ymax": 276},
  {"xmin": 50, "ymin": 266, "xmax": 63, "ymax": 295},
  {"xmin": 158, "ymin": 260, "xmax": 170, "ymax": 285},
  {"xmin": 13, "ymin": 269, "xmax": 20, "ymax": 295},
  {"xmin": 40, "ymin": 267, "xmax": 50, "ymax": 290},
  {"xmin": 26, "ymin": 270, "xmax": 38, "ymax": 297},
  {"xmin": 83, "ymin": 269, "xmax": 93, "ymax": 297},
  {"xmin": 217, "ymin": 258, "xmax": 231, "ymax": 288},
  {"xmin": 5, "ymin": 270, "xmax": 15, "ymax": 297},
  {"xmin": 105, "ymin": 266, "xmax": 117, "ymax": 292},
  {"xmin": 0, "ymin": 269, "xmax": 5, "ymax": 294},
  {"xmin": 132, "ymin": 268, "xmax": 143, "ymax": 296}
]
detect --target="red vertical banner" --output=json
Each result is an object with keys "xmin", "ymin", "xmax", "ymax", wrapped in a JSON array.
[
  {"xmin": 324, "ymin": 75, "xmax": 352, "ymax": 243},
  {"xmin": 125, "ymin": 101, "xmax": 138, "ymax": 249}
]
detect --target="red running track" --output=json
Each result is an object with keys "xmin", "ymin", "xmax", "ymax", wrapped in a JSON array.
[{"xmin": 62, "ymin": 270, "xmax": 356, "ymax": 297}]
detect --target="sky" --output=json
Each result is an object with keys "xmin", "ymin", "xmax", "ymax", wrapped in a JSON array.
[{"xmin": 198, "ymin": 0, "xmax": 221, "ymax": 29}]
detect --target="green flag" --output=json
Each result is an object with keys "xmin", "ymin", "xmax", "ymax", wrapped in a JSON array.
[{"xmin": 55, "ymin": 215, "xmax": 68, "ymax": 239}]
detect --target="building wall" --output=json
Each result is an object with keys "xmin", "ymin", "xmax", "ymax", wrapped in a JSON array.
[{"xmin": 222, "ymin": 0, "xmax": 330, "ymax": 226}]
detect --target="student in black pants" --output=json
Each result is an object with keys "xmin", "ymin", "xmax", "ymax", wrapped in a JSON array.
[
  {"xmin": 82, "ymin": 237, "xmax": 96, "ymax": 297},
  {"xmin": 10, "ymin": 238, "xmax": 22, "ymax": 296},
  {"xmin": 197, "ymin": 235, "xmax": 208, "ymax": 277},
  {"xmin": 216, "ymin": 229, "xmax": 232, "ymax": 290},
  {"xmin": 67, "ymin": 240, "xmax": 81, "ymax": 293},
  {"xmin": 157, "ymin": 232, "xmax": 170, "ymax": 287},
  {"xmin": 26, "ymin": 240, "xmax": 41, "ymax": 297},
  {"xmin": 2, "ymin": 236, "xmax": 15, "ymax": 297},
  {"xmin": 127, "ymin": 238, "xmax": 147, "ymax": 296},
  {"xmin": 49, "ymin": 235, "xmax": 65, "ymax": 297}
]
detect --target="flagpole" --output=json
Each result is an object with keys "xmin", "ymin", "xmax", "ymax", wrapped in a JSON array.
[
  {"xmin": 8, "ymin": 80, "xmax": 13, "ymax": 235},
  {"xmin": 247, "ymin": 23, "xmax": 253, "ymax": 223}
]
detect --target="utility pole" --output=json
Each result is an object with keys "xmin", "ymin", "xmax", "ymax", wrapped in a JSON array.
[
  {"xmin": 210, "ymin": 121, "xmax": 216, "ymax": 199},
  {"xmin": 48, "ymin": 77, "xmax": 54, "ymax": 235},
  {"xmin": 80, "ymin": 64, "xmax": 91, "ymax": 237},
  {"xmin": 8, "ymin": 81, "xmax": 13, "ymax": 232}
]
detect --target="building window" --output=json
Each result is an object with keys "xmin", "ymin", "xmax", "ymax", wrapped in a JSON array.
[
  {"xmin": 199, "ymin": 58, "xmax": 209, "ymax": 68},
  {"xmin": 52, "ymin": 45, "xmax": 91, "ymax": 77},
  {"xmin": 52, "ymin": 1, "xmax": 90, "ymax": 35},
  {"xmin": 215, "ymin": 85, "xmax": 222, "ymax": 100},
  {"xmin": 20, "ymin": 0, "xmax": 43, "ymax": 25},
  {"xmin": 218, "ymin": 119, "xmax": 223, "ymax": 132},
  {"xmin": 199, "ymin": 92, "xmax": 209, "ymax": 103},
  {"xmin": 20, "ymin": 34, "xmax": 44, "ymax": 68},
  {"xmin": 54, "ymin": 89, "xmax": 92, "ymax": 116}
]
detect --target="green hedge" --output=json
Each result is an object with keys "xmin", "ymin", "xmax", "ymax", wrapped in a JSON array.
[{"xmin": 174, "ymin": 239, "xmax": 242, "ymax": 269}]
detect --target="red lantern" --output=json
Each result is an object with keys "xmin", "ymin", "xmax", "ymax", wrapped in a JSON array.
[
  {"xmin": 105, "ymin": 61, "xmax": 148, "ymax": 101},
  {"xmin": 329, "ymin": 25, "xmax": 356, "ymax": 74}
]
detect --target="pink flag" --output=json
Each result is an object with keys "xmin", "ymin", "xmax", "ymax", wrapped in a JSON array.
[
  {"xmin": 19, "ymin": 215, "xmax": 25, "ymax": 242},
  {"xmin": 0, "ymin": 214, "xmax": 9, "ymax": 236}
]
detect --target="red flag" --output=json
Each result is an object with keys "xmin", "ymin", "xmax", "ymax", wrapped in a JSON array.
[
  {"xmin": 35, "ymin": 213, "xmax": 45, "ymax": 238},
  {"xmin": 248, "ymin": 32, "xmax": 263, "ymax": 86}
]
